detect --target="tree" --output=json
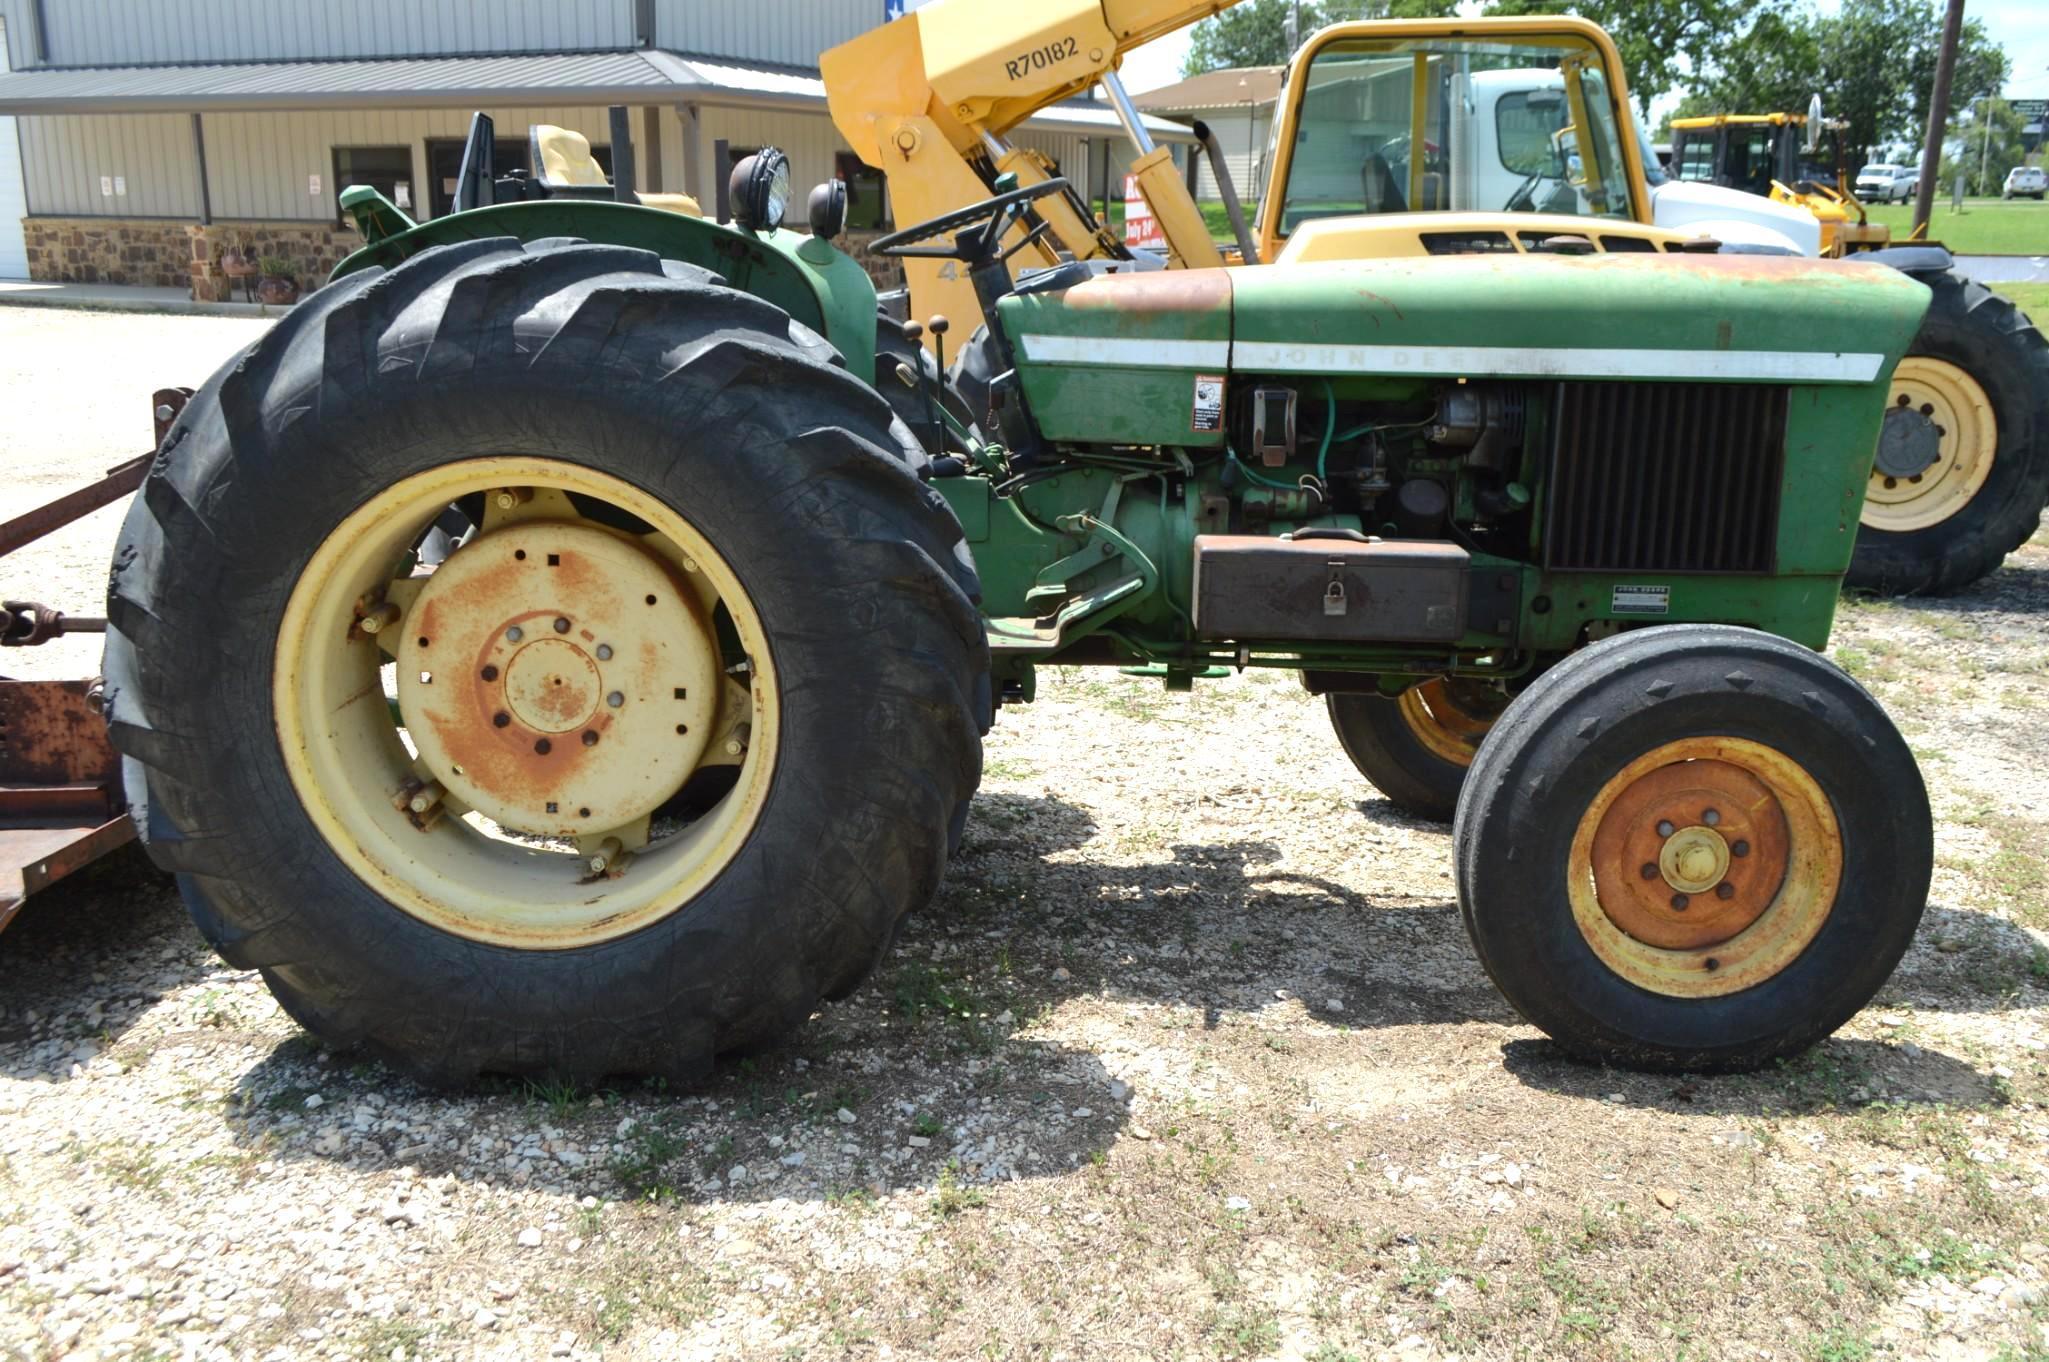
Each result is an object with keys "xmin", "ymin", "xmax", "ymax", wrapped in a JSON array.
[
  {"xmin": 1479, "ymin": 0, "xmax": 1762, "ymax": 115},
  {"xmin": 1815, "ymin": 0, "xmax": 2008, "ymax": 164},
  {"xmin": 1182, "ymin": 0, "xmax": 1460, "ymax": 76}
]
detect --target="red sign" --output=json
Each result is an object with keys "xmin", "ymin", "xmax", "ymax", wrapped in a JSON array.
[{"xmin": 1123, "ymin": 173, "xmax": 1166, "ymax": 250}]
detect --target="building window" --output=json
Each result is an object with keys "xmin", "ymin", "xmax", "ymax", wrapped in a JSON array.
[
  {"xmin": 835, "ymin": 152, "xmax": 891, "ymax": 231},
  {"xmin": 333, "ymin": 146, "xmax": 416, "ymax": 224}
]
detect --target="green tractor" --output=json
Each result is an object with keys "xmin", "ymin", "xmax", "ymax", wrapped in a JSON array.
[{"xmin": 104, "ymin": 108, "xmax": 1934, "ymax": 1084}]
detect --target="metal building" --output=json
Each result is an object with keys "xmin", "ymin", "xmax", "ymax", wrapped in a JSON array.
[{"xmin": 0, "ymin": 0, "xmax": 1191, "ymax": 289}]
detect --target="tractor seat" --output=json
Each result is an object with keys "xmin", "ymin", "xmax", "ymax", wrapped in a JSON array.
[{"xmin": 529, "ymin": 125, "xmax": 702, "ymax": 218}]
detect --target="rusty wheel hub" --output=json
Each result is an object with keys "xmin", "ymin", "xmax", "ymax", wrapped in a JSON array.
[
  {"xmin": 397, "ymin": 521, "xmax": 719, "ymax": 837},
  {"xmin": 1566, "ymin": 738, "xmax": 1842, "ymax": 998},
  {"xmin": 1589, "ymin": 759, "xmax": 1790, "ymax": 952}
]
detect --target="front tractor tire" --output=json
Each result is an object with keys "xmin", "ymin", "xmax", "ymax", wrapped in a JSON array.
[
  {"xmin": 105, "ymin": 238, "xmax": 988, "ymax": 1084},
  {"xmin": 1455, "ymin": 626, "xmax": 1930, "ymax": 1072},
  {"xmin": 1848, "ymin": 270, "xmax": 2049, "ymax": 596}
]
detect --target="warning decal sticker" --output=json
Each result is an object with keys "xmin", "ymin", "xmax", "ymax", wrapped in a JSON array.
[{"xmin": 1192, "ymin": 374, "xmax": 1225, "ymax": 432}]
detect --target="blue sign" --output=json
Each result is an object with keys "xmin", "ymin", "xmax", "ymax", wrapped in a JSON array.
[{"xmin": 885, "ymin": 0, "xmax": 906, "ymax": 19}]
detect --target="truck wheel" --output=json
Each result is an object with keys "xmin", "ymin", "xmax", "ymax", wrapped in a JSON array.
[
  {"xmin": 104, "ymin": 238, "xmax": 987, "ymax": 1084},
  {"xmin": 1327, "ymin": 678, "xmax": 1505, "ymax": 822},
  {"xmin": 1847, "ymin": 271, "xmax": 2049, "ymax": 595},
  {"xmin": 1455, "ymin": 625, "xmax": 1929, "ymax": 1072}
]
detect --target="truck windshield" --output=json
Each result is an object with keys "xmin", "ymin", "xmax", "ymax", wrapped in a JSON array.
[{"xmin": 1273, "ymin": 33, "xmax": 1638, "ymax": 235}]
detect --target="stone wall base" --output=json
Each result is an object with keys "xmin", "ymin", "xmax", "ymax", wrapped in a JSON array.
[
  {"xmin": 22, "ymin": 215, "xmax": 907, "ymax": 301},
  {"xmin": 23, "ymin": 217, "xmax": 356, "ymax": 294}
]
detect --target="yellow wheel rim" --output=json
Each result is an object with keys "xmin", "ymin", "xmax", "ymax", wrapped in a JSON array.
[
  {"xmin": 1862, "ymin": 356, "xmax": 1997, "ymax": 533},
  {"xmin": 1567, "ymin": 737, "xmax": 1841, "ymax": 999},
  {"xmin": 274, "ymin": 459, "xmax": 778, "ymax": 950},
  {"xmin": 1396, "ymin": 679, "xmax": 1501, "ymax": 768}
]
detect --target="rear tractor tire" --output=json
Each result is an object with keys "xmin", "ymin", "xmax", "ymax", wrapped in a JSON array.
[
  {"xmin": 1847, "ymin": 270, "xmax": 2049, "ymax": 595},
  {"xmin": 1327, "ymin": 677, "xmax": 1506, "ymax": 822},
  {"xmin": 105, "ymin": 238, "xmax": 988, "ymax": 1084},
  {"xmin": 1455, "ymin": 625, "xmax": 1930, "ymax": 1072}
]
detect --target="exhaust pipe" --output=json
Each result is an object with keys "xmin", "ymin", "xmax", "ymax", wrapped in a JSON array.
[{"xmin": 1192, "ymin": 119, "xmax": 1260, "ymax": 264}]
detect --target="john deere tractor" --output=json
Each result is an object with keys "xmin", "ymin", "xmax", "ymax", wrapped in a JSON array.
[{"xmin": 101, "ymin": 1, "xmax": 1938, "ymax": 1084}]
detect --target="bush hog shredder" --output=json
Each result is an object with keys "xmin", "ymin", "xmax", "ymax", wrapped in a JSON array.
[
  {"xmin": 1, "ymin": 392, "xmax": 188, "ymax": 928},
  {"xmin": 6, "ymin": 1, "xmax": 1947, "ymax": 1085}
]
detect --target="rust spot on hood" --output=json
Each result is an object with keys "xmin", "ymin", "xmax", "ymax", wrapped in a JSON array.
[{"xmin": 1064, "ymin": 269, "xmax": 1234, "ymax": 313}]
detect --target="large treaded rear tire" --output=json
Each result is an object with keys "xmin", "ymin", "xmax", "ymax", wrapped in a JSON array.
[
  {"xmin": 1846, "ymin": 270, "xmax": 2049, "ymax": 596},
  {"xmin": 104, "ymin": 238, "xmax": 988, "ymax": 1084}
]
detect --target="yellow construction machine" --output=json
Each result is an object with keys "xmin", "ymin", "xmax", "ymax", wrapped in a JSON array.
[{"xmin": 1668, "ymin": 108, "xmax": 1906, "ymax": 257}]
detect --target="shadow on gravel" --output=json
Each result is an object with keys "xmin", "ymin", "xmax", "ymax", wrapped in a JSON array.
[
  {"xmin": 1498, "ymin": 1033, "xmax": 2009, "ymax": 1115},
  {"xmin": 0, "ymin": 843, "xmax": 205, "ymax": 1082},
  {"xmin": 206, "ymin": 790, "xmax": 1508, "ymax": 1201},
  {"xmin": 203, "ymin": 787, "xmax": 2036, "ymax": 1197}
]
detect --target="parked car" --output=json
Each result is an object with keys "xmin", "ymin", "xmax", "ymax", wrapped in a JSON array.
[
  {"xmin": 2005, "ymin": 166, "xmax": 2047, "ymax": 200},
  {"xmin": 1855, "ymin": 164, "xmax": 1918, "ymax": 202}
]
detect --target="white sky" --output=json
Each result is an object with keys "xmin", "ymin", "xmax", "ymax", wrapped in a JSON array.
[{"xmin": 1117, "ymin": 0, "xmax": 2048, "ymax": 99}]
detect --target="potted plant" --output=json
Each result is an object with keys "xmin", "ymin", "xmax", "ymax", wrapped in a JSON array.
[{"xmin": 256, "ymin": 256, "xmax": 300, "ymax": 306}]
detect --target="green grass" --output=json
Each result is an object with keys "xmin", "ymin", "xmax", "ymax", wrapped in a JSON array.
[
  {"xmin": 1863, "ymin": 197, "xmax": 2049, "ymax": 254},
  {"xmin": 1993, "ymin": 282, "xmax": 2049, "ymax": 328}
]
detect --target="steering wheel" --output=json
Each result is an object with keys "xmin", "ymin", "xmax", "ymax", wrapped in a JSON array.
[{"xmin": 873, "ymin": 177, "xmax": 1071, "ymax": 261}]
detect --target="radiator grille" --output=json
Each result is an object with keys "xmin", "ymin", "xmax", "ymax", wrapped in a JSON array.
[{"xmin": 1543, "ymin": 381, "xmax": 1788, "ymax": 574}]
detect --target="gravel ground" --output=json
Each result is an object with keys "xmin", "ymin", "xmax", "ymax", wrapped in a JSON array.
[{"xmin": 3, "ymin": 305, "xmax": 2048, "ymax": 1362}]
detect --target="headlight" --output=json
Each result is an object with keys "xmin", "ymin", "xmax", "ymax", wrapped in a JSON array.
[{"xmin": 729, "ymin": 149, "xmax": 791, "ymax": 232}]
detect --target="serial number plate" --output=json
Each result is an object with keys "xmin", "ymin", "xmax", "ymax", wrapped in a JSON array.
[{"xmin": 1611, "ymin": 585, "xmax": 1671, "ymax": 616}]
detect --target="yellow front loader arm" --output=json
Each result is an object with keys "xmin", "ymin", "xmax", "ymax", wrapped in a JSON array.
[{"xmin": 823, "ymin": 0, "xmax": 1233, "ymax": 345}]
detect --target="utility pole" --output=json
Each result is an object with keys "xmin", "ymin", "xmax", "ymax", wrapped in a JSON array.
[
  {"xmin": 1912, "ymin": 0, "xmax": 1965, "ymax": 236},
  {"xmin": 1978, "ymin": 94, "xmax": 1997, "ymax": 196},
  {"xmin": 1287, "ymin": 0, "xmax": 1300, "ymax": 56}
]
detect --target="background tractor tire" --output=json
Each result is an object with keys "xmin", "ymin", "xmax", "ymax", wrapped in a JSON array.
[
  {"xmin": 105, "ymin": 237, "xmax": 988, "ymax": 1085},
  {"xmin": 1847, "ymin": 271, "xmax": 2049, "ymax": 595},
  {"xmin": 1327, "ymin": 679, "xmax": 1504, "ymax": 822},
  {"xmin": 1455, "ymin": 625, "xmax": 1930, "ymax": 1072}
]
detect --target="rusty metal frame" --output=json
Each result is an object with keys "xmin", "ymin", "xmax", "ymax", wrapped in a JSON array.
[{"xmin": 0, "ymin": 389, "xmax": 188, "ymax": 932}]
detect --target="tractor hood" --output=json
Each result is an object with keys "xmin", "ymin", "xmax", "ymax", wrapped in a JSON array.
[
  {"xmin": 1000, "ymin": 253, "xmax": 1928, "ymax": 447},
  {"xmin": 1649, "ymin": 179, "xmax": 1824, "ymax": 257}
]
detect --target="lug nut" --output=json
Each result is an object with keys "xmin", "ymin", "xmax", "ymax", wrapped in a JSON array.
[
  {"xmin": 582, "ymin": 730, "xmax": 599, "ymax": 747},
  {"xmin": 553, "ymin": 617, "xmax": 571, "ymax": 633},
  {"xmin": 481, "ymin": 665, "xmax": 499, "ymax": 682},
  {"xmin": 534, "ymin": 738, "xmax": 552, "ymax": 755},
  {"xmin": 607, "ymin": 691, "xmax": 625, "ymax": 708},
  {"xmin": 596, "ymin": 644, "xmax": 613, "ymax": 661},
  {"xmin": 494, "ymin": 487, "xmax": 532, "ymax": 511},
  {"xmin": 724, "ymin": 722, "xmax": 751, "ymax": 757},
  {"xmin": 1656, "ymin": 820, "xmax": 1675, "ymax": 838},
  {"xmin": 1732, "ymin": 840, "xmax": 1750, "ymax": 858},
  {"xmin": 589, "ymin": 837, "xmax": 624, "ymax": 873},
  {"xmin": 1702, "ymin": 808, "xmax": 1720, "ymax": 826},
  {"xmin": 407, "ymin": 781, "xmax": 446, "ymax": 815},
  {"xmin": 359, "ymin": 602, "xmax": 401, "ymax": 634},
  {"xmin": 1670, "ymin": 893, "xmax": 1689, "ymax": 911},
  {"xmin": 506, "ymin": 625, "xmax": 524, "ymax": 643},
  {"xmin": 492, "ymin": 711, "xmax": 511, "ymax": 728},
  {"xmin": 681, "ymin": 558, "xmax": 699, "ymax": 574},
  {"xmin": 1639, "ymin": 862, "xmax": 1659, "ymax": 879}
]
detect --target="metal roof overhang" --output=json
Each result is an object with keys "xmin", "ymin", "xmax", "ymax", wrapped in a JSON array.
[
  {"xmin": 0, "ymin": 50, "xmax": 677, "ymax": 115},
  {"xmin": 0, "ymin": 47, "xmax": 1197, "ymax": 142}
]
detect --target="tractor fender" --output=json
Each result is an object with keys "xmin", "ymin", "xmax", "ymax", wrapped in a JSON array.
[
  {"xmin": 1844, "ymin": 244, "xmax": 1956, "ymax": 280},
  {"xmin": 329, "ymin": 199, "xmax": 878, "ymax": 384}
]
